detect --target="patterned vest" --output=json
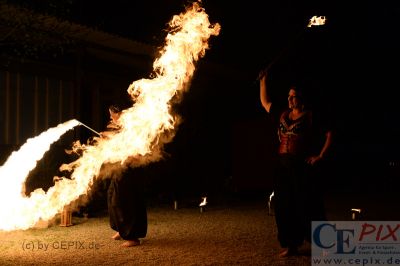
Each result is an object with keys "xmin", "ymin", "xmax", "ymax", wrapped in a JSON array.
[{"xmin": 278, "ymin": 110, "xmax": 312, "ymax": 156}]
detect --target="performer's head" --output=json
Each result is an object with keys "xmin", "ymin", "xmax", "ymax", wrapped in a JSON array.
[{"xmin": 287, "ymin": 86, "xmax": 305, "ymax": 111}]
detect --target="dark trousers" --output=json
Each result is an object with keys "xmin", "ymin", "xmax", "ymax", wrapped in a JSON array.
[
  {"xmin": 108, "ymin": 167, "xmax": 147, "ymax": 240},
  {"xmin": 273, "ymin": 154, "xmax": 326, "ymax": 248}
]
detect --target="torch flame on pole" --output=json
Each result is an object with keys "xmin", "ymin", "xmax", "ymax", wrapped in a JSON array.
[
  {"xmin": 199, "ymin": 197, "xmax": 207, "ymax": 207},
  {"xmin": 351, "ymin": 208, "xmax": 362, "ymax": 220},
  {"xmin": 268, "ymin": 191, "xmax": 274, "ymax": 215},
  {"xmin": 269, "ymin": 191, "xmax": 274, "ymax": 202},
  {"xmin": 0, "ymin": 1, "xmax": 220, "ymax": 231},
  {"xmin": 307, "ymin": 16, "xmax": 327, "ymax": 27},
  {"xmin": 257, "ymin": 15, "xmax": 327, "ymax": 80}
]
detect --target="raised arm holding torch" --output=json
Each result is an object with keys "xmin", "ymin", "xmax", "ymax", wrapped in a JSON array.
[
  {"xmin": 256, "ymin": 15, "xmax": 327, "ymax": 81},
  {"xmin": 257, "ymin": 15, "xmax": 332, "ymax": 258}
]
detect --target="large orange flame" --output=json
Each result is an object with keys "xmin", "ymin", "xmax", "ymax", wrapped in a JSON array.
[
  {"xmin": 0, "ymin": 1, "xmax": 220, "ymax": 231},
  {"xmin": 0, "ymin": 119, "xmax": 80, "ymax": 230}
]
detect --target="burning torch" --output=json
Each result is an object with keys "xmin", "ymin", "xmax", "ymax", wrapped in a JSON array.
[
  {"xmin": 268, "ymin": 191, "xmax": 274, "ymax": 216},
  {"xmin": 351, "ymin": 208, "xmax": 362, "ymax": 220},
  {"xmin": 199, "ymin": 197, "xmax": 207, "ymax": 213},
  {"xmin": 256, "ymin": 15, "xmax": 327, "ymax": 80}
]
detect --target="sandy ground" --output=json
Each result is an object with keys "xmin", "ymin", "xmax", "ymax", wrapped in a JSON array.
[
  {"xmin": 0, "ymin": 201, "xmax": 312, "ymax": 266},
  {"xmin": 2, "ymin": 190, "xmax": 397, "ymax": 266}
]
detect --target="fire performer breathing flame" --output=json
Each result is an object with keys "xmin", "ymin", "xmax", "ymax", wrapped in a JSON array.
[{"xmin": 0, "ymin": 1, "xmax": 220, "ymax": 231}]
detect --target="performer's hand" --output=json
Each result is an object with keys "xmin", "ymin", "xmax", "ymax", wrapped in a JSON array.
[
  {"xmin": 257, "ymin": 69, "xmax": 268, "ymax": 81},
  {"xmin": 306, "ymin": 155, "xmax": 322, "ymax": 165},
  {"xmin": 100, "ymin": 132, "xmax": 110, "ymax": 139}
]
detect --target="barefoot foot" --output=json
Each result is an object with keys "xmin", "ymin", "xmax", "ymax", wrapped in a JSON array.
[
  {"xmin": 111, "ymin": 232, "xmax": 122, "ymax": 240},
  {"xmin": 278, "ymin": 247, "xmax": 298, "ymax": 258},
  {"xmin": 121, "ymin": 239, "xmax": 140, "ymax": 247}
]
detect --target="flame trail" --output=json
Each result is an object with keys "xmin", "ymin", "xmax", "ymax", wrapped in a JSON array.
[
  {"xmin": 0, "ymin": 119, "xmax": 80, "ymax": 230},
  {"xmin": 0, "ymin": 1, "xmax": 220, "ymax": 231}
]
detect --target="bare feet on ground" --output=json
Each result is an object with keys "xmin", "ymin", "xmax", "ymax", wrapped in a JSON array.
[
  {"xmin": 278, "ymin": 247, "xmax": 298, "ymax": 258},
  {"xmin": 121, "ymin": 239, "xmax": 140, "ymax": 247},
  {"xmin": 111, "ymin": 232, "xmax": 122, "ymax": 240}
]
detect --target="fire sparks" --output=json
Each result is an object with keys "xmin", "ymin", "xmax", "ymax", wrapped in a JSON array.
[
  {"xmin": 0, "ymin": 1, "xmax": 220, "ymax": 231},
  {"xmin": 307, "ymin": 16, "xmax": 327, "ymax": 27}
]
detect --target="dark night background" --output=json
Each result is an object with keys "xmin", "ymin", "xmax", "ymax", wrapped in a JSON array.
[{"xmin": 2, "ymin": 0, "xmax": 400, "ymax": 209}]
